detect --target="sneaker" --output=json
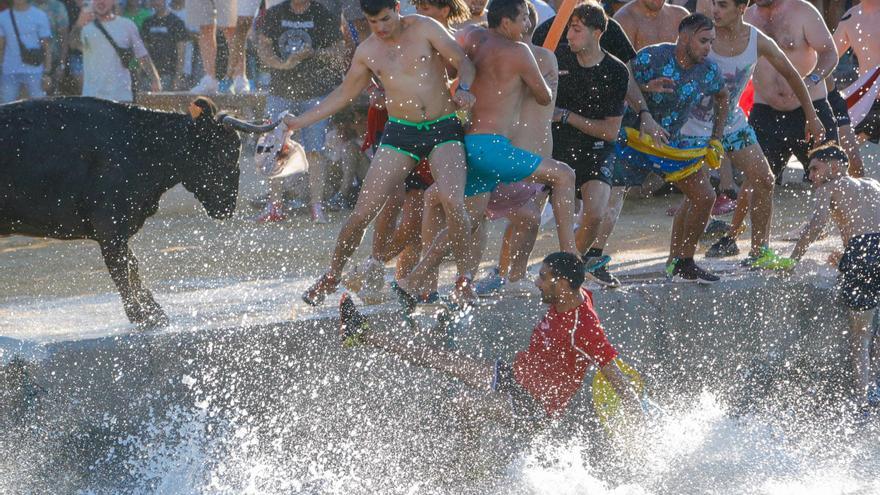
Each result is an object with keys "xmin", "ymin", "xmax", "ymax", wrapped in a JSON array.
[
  {"xmin": 231, "ymin": 75, "xmax": 251, "ymax": 95},
  {"xmin": 475, "ymin": 269, "xmax": 506, "ymax": 296},
  {"xmin": 190, "ymin": 75, "xmax": 219, "ymax": 94},
  {"xmin": 704, "ymin": 218, "xmax": 733, "ymax": 237},
  {"xmin": 311, "ymin": 203, "xmax": 330, "ymax": 224},
  {"xmin": 706, "ymin": 236, "xmax": 739, "ymax": 258},
  {"xmin": 390, "ymin": 280, "xmax": 418, "ymax": 314},
  {"xmin": 742, "ymin": 246, "xmax": 796, "ymax": 271},
  {"xmin": 582, "ymin": 254, "xmax": 611, "ymax": 273},
  {"xmin": 302, "ymin": 272, "xmax": 339, "ymax": 306},
  {"xmin": 587, "ymin": 265, "xmax": 621, "ymax": 288},
  {"xmin": 339, "ymin": 293, "xmax": 367, "ymax": 347},
  {"xmin": 452, "ymin": 275, "xmax": 477, "ymax": 305},
  {"xmin": 666, "ymin": 258, "xmax": 720, "ymax": 284},
  {"xmin": 711, "ymin": 193, "xmax": 737, "ymax": 216},
  {"xmin": 254, "ymin": 202, "xmax": 286, "ymax": 223}
]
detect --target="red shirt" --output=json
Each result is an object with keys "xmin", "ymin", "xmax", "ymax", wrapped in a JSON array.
[{"xmin": 513, "ymin": 290, "xmax": 618, "ymax": 417}]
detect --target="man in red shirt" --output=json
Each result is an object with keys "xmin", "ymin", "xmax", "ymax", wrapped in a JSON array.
[{"xmin": 338, "ymin": 252, "xmax": 642, "ymax": 425}]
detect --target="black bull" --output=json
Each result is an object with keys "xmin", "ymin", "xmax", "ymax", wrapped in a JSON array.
[{"xmin": 0, "ymin": 97, "xmax": 278, "ymax": 327}]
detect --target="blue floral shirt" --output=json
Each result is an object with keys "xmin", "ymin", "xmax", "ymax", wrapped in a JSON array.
[{"xmin": 630, "ymin": 43, "xmax": 724, "ymax": 138}]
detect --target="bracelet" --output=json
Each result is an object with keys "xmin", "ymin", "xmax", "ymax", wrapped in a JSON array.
[{"xmin": 560, "ymin": 109, "xmax": 570, "ymax": 125}]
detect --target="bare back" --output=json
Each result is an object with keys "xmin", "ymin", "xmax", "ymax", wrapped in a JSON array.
[
  {"xmin": 462, "ymin": 27, "xmax": 542, "ymax": 136},
  {"xmin": 746, "ymin": 0, "xmax": 832, "ymax": 109},
  {"xmin": 356, "ymin": 16, "xmax": 457, "ymax": 121},
  {"xmin": 829, "ymin": 177, "xmax": 880, "ymax": 243},
  {"xmin": 835, "ymin": 4, "xmax": 880, "ymax": 77},
  {"xmin": 613, "ymin": 2, "xmax": 688, "ymax": 49},
  {"xmin": 510, "ymin": 44, "xmax": 558, "ymax": 157}
]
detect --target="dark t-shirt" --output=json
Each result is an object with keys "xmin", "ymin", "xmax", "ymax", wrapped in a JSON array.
[
  {"xmin": 140, "ymin": 13, "xmax": 188, "ymax": 78},
  {"xmin": 553, "ymin": 50, "xmax": 628, "ymax": 155},
  {"xmin": 532, "ymin": 16, "xmax": 636, "ymax": 64},
  {"xmin": 258, "ymin": 1, "xmax": 343, "ymax": 99}
]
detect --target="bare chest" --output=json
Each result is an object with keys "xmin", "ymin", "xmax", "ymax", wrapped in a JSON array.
[
  {"xmin": 364, "ymin": 40, "xmax": 439, "ymax": 83},
  {"xmin": 753, "ymin": 15, "xmax": 805, "ymax": 53},
  {"xmin": 633, "ymin": 16, "xmax": 680, "ymax": 48}
]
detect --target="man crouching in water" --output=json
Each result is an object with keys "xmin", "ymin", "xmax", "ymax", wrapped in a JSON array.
[
  {"xmin": 790, "ymin": 144, "xmax": 880, "ymax": 411},
  {"xmin": 338, "ymin": 252, "xmax": 643, "ymax": 433}
]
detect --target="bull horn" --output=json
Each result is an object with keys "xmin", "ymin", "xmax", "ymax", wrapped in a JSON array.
[{"xmin": 220, "ymin": 114, "xmax": 281, "ymax": 134}]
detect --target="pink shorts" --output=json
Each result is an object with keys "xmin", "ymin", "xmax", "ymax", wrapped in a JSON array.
[{"xmin": 485, "ymin": 182, "xmax": 543, "ymax": 221}]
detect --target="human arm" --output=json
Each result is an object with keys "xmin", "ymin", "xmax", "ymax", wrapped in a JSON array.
[
  {"xmin": 256, "ymin": 33, "xmax": 288, "ymax": 69},
  {"xmin": 626, "ymin": 59, "xmax": 670, "ymax": 145},
  {"xmin": 710, "ymin": 87, "xmax": 730, "ymax": 141},
  {"xmin": 69, "ymin": 8, "xmax": 95, "ymax": 52},
  {"xmin": 426, "ymin": 17, "xmax": 476, "ymax": 108},
  {"xmin": 40, "ymin": 36, "xmax": 52, "ymax": 90},
  {"xmin": 138, "ymin": 54, "xmax": 161, "ymax": 91},
  {"xmin": 517, "ymin": 43, "xmax": 552, "ymax": 106},
  {"xmin": 599, "ymin": 360, "xmax": 643, "ymax": 421},
  {"xmin": 832, "ymin": 11, "xmax": 852, "ymax": 57},
  {"xmin": 789, "ymin": 186, "xmax": 832, "ymax": 261},
  {"xmin": 174, "ymin": 40, "xmax": 186, "ymax": 89},
  {"xmin": 802, "ymin": 2, "xmax": 838, "ymax": 83},
  {"xmin": 555, "ymin": 109, "xmax": 623, "ymax": 143},
  {"xmin": 282, "ymin": 48, "xmax": 373, "ymax": 130},
  {"xmin": 757, "ymin": 32, "xmax": 824, "ymax": 142}
]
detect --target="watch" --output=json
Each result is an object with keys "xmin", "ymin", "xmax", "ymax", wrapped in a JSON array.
[
  {"xmin": 807, "ymin": 73, "xmax": 822, "ymax": 86},
  {"xmin": 458, "ymin": 82, "xmax": 471, "ymax": 92}
]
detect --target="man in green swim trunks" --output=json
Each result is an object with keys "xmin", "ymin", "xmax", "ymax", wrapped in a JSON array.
[
  {"xmin": 281, "ymin": 0, "xmax": 477, "ymax": 306},
  {"xmin": 393, "ymin": 0, "xmax": 578, "ymax": 304}
]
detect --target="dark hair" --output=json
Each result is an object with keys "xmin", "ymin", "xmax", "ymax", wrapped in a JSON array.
[
  {"xmin": 570, "ymin": 1, "xmax": 607, "ymax": 32},
  {"xmin": 487, "ymin": 0, "xmax": 526, "ymax": 28},
  {"xmin": 732, "ymin": 0, "xmax": 749, "ymax": 7},
  {"xmin": 543, "ymin": 252, "xmax": 585, "ymax": 290},
  {"xmin": 526, "ymin": 1, "xmax": 537, "ymax": 35},
  {"xmin": 808, "ymin": 143, "xmax": 849, "ymax": 167},
  {"xmin": 678, "ymin": 12, "xmax": 714, "ymax": 33},
  {"xmin": 412, "ymin": 0, "xmax": 471, "ymax": 24},
  {"xmin": 361, "ymin": 0, "xmax": 399, "ymax": 16}
]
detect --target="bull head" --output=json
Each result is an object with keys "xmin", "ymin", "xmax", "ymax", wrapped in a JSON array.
[{"xmin": 182, "ymin": 98, "xmax": 282, "ymax": 220}]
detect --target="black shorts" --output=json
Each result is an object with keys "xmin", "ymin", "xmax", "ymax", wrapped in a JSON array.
[
  {"xmin": 749, "ymin": 98, "xmax": 839, "ymax": 178},
  {"xmin": 493, "ymin": 360, "xmax": 544, "ymax": 422},
  {"xmin": 854, "ymin": 99, "xmax": 880, "ymax": 144},
  {"xmin": 555, "ymin": 143, "xmax": 613, "ymax": 197},
  {"xmin": 828, "ymin": 90, "xmax": 852, "ymax": 128},
  {"xmin": 838, "ymin": 233, "xmax": 880, "ymax": 311},
  {"xmin": 379, "ymin": 113, "xmax": 464, "ymax": 162}
]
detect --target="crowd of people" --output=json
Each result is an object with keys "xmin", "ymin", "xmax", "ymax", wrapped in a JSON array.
[{"xmin": 3, "ymin": 0, "xmax": 880, "ymax": 422}]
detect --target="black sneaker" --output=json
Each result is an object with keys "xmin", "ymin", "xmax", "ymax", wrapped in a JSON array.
[
  {"xmin": 666, "ymin": 258, "xmax": 720, "ymax": 284},
  {"xmin": 339, "ymin": 293, "xmax": 368, "ymax": 347},
  {"xmin": 706, "ymin": 236, "xmax": 740, "ymax": 258},
  {"xmin": 587, "ymin": 265, "xmax": 621, "ymax": 288}
]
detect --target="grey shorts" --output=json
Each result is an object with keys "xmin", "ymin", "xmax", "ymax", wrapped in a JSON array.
[{"xmin": 185, "ymin": 0, "xmax": 237, "ymax": 28}]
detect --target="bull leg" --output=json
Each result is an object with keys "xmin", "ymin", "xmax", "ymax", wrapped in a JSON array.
[
  {"xmin": 125, "ymin": 246, "xmax": 168, "ymax": 328},
  {"xmin": 99, "ymin": 241, "xmax": 168, "ymax": 328}
]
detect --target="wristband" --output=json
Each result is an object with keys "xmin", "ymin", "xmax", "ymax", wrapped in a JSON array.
[
  {"xmin": 458, "ymin": 82, "xmax": 470, "ymax": 92},
  {"xmin": 560, "ymin": 109, "xmax": 570, "ymax": 125}
]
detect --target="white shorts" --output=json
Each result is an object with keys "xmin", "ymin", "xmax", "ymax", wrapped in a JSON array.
[
  {"xmin": 237, "ymin": 0, "xmax": 261, "ymax": 17},
  {"xmin": 185, "ymin": 0, "xmax": 237, "ymax": 28}
]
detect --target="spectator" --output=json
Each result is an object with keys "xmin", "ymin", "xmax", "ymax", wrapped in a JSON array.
[
  {"xmin": 168, "ymin": 0, "xmax": 197, "ymax": 87},
  {"xmin": 32, "ymin": 0, "xmax": 68, "ymax": 94},
  {"xmin": 0, "ymin": 0, "xmax": 52, "ymax": 103},
  {"xmin": 71, "ymin": 0, "xmax": 161, "ymax": 101},
  {"xmin": 185, "ymin": 0, "xmax": 235, "ymax": 93},
  {"xmin": 122, "ymin": 0, "xmax": 151, "ymax": 28},
  {"xmin": 256, "ymin": 0, "xmax": 344, "ymax": 223},
  {"xmin": 226, "ymin": 0, "xmax": 259, "ymax": 93},
  {"xmin": 141, "ymin": 0, "xmax": 187, "ymax": 90}
]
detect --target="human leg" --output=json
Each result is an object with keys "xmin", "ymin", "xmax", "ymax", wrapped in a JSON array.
[
  {"xmin": 850, "ymin": 309, "xmax": 877, "ymax": 400},
  {"xmin": 428, "ymin": 142, "xmax": 473, "ymax": 279},
  {"xmin": 575, "ymin": 180, "xmax": 611, "ymax": 256},
  {"xmin": 670, "ymin": 167, "xmax": 715, "ymax": 260},
  {"xmin": 504, "ymin": 195, "xmax": 544, "ymax": 282},
  {"xmin": 393, "ymin": 189, "xmax": 425, "ymax": 279},
  {"xmin": 728, "ymin": 143, "xmax": 775, "ymax": 256},
  {"xmin": 523, "ymin": 158, "xmax": 577, "ymax": 254},
  {"xmin": 302, "ymin": 148, "xmax": 415, "ymax": 305}
]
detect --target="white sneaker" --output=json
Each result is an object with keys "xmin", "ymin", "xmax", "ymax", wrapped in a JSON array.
[
  {"xmin": 190, "ymin": 75, "xmax": 219, "ymax": 95},
  {"xmin": 231, "ymin": 75, "xmax": 251, "ymax": 94}
]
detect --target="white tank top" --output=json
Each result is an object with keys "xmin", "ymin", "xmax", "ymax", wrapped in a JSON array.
[{"xmin": 680, "ymin": 25, "xmax": 758, "ymax": 138}]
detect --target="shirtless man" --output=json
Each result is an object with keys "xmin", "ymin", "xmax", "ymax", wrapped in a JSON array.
[
  {"xmin": 745, "ymin": 0, "xmax": 839, "ymax": 183},
  {"xmin": 613, "ymin": 0, "xmax": 689, "ymax": 50},
  {"xmin": 832, "ymin": 0, "xmax": 880, "ymax": 150},
  {"xmin": 683, "ymin": 0, "xmax": 824, "ymax": 268},
  {"xmin": 789, "ymin": 144, "xmax": 880, "ymax": 410},
  {"xmin": 454, "ymin": 0, "xmax": 487, "ymax": 27},
  {"xmin": 394, "ymin": 0, "xmax": 577, "ymax": 305},
  {"xmin": 283, "ymin": 0, "xmax": 477, "ymax": 306}
]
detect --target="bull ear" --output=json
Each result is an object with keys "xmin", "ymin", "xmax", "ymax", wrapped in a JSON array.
[{"xmin": 188, "ymin": 96, "xmax": 218, "ymax": 122}]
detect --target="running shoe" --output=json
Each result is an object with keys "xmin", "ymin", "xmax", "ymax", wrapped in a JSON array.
[
  {"xmin": 254, "ymin": 202, "xmax": 286, "ymax": 223},
  {"xmin": 302, "ymin": 272, "xmax": 339, "ymax": 306},
  {"xmin": 190, "ymin": 75, "xmax": 219, "ymax": 94},
  {"xmin": 582, "ymin": 254, "xmax": 611, "ymax": 273},
  {"xmin": 711, "ymin": 192, "xmax": 737, "ymax": 216},
  {"xmin": 666, "ymin": 258, "xmax": 720, "ymax": 284},
  {"xmin": 231, "ymin": 75, "xmax": 251, "ymax": 95},
  {"xmin": 704, "ymin": 218, "xmax": 733, "ymax": 237},
  {"xmin": 475, "ymin": 268, "xmax": 506, "ymax": 296},
  {"xmin": 741, "ymin": 247, "xmax": 796, "ymax": 271},
  {"xmin": 339, "ymin": 293, "xmax": 368, "ymax": 348},
  {"xmin": 390, "ymin": 281, "xmax": 418, "ymax": 314},
  {"xmin": 452, "ymin": 275, "xmax": 477, "ymax": 305},
  {"xmin": 587, "ymin": 265, "xmax": 621, "ymax": 288},
  {"xmin": 706, "ymin": 236, "xmax": 740, "ymax": 258}
]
